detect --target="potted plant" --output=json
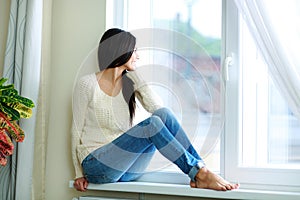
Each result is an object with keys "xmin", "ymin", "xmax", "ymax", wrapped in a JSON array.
[{"xmin": 0, "ymin": 78, "xmax": 35, "ymax": 166}]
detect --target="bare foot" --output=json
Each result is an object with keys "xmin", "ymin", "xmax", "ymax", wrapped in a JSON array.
[{"xmin": 191, "ymin": 167, "xmax": 239, "ymax": 191}]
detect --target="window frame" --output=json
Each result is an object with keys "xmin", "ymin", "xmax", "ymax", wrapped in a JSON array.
[
  {"xmin": 106, "ymin": 0, "xmax": 300, "ymax": 192},
  {"xmin": 223, "ymin": 0, "xmax": 300, "ymax": 192}
]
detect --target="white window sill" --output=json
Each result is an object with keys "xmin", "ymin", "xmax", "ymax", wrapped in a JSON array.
[{"xmin": 69, "ymin": 181, "xmax": 300, "ymax": 200}]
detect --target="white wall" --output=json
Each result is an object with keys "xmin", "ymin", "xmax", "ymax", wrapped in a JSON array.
[{"xmin": 46, "ymin": 0, "xmax": 107, "ymax": 199}]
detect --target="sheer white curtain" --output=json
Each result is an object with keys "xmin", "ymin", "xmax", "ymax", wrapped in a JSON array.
[
  {"xmin": 31, "ymin": 0, "xmax": 53, "ymax": 199},
  {"xmin": 234, "ymin": 0, "xmax": 300, "ymax": 120},
  {"xmin": 15, "ymin": 0, "xmax": 43, "ymax": 198}
]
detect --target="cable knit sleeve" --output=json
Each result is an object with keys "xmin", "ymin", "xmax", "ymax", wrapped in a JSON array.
[
  {"xmin": 127, "ymin": 71, "xmax": 163, "ymax": 113},
  {"xmin": 71, "ymin": 75, "xmax": 92, "ymax": 179}
]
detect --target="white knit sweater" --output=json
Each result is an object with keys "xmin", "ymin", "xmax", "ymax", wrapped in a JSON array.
[{"xmin": 71, "ymin": 71, "xmax": 162, "ymax": 179}]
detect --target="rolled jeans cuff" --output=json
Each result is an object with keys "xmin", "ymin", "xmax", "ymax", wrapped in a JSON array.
[{"xmin": 188, "ymin": 162, "xmax": 205, "ymax": 182}]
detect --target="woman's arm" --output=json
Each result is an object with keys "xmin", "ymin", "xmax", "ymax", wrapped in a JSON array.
[
  {"xmin": 71, "ymin": 75, "xmax": 91, "ymax": 179},
  {"xmin": 135, "ymin": 85, "xmax": 163, "ymax": 113},
  {"xmin": 127, "ymin": 71, "xmax": 163, "ymax": 113}
]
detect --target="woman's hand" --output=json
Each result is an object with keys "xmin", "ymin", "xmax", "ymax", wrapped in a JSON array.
[{"xmin": 73, "ymin": 177, "xmax": 89, "ymax": 192}]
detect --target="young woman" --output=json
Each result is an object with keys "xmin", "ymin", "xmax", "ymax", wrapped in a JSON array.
[{"xmin": 72, "ymin": 28, "xmax": 239, "ymax": 192}]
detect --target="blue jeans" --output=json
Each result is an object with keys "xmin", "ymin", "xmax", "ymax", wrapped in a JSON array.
[{"xmin": 82, "ymin": 107, "xmax": 205, "ymax": 184}]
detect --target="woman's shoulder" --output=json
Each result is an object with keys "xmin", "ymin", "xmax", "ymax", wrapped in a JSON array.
[
  {"xmin": 78, "ymin": 73, "xmax": 96, "ymax": 83},
  {"xmin": 78, "ymin": 73, "xmax": 95, "ymax": 81},
  {"xmin": 75, "ymin": 73, "xmax": 96, "ymax": 90}
]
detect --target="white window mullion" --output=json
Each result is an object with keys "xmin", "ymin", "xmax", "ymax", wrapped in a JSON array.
[{"xmin": 223, "ymin": 0, "xmax": 240, "ymax": 179}]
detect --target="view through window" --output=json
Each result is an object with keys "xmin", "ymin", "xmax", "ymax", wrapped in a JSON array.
[
  {"xmin": 124, "ymin": 0, "xmax": 222, "ymax": 173},
  {"xmin": 240, "ymin": 17, "xmax": 300, "ymax": 168}
]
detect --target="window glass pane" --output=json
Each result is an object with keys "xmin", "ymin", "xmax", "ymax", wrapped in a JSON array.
[
  {"xmin": 126, "ymin": 0, "xmax": 222, "ymax": 173},
  {"xmin": 240, "ymin": 18, "xmax": 300, "ymax": 167}
]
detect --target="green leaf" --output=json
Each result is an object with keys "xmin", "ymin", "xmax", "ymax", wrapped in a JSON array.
[
  {"xmin": 0, "ymin": 96, "xmax": 13, "ymax": 104},
  {"xmin": 0, "ymin": 84, "xmax": 14, "ymax": 92},
  {"xmin": 11, "ymin": 95, "xmax": 35, "ymax": 108},
  {"xmin": 7, "ymin": 102, "xmax": 32, "ymax": 118},
  {"xmin": 1, "ymin": 88, "xmax": 18, "ymax": 97},
  {"xmin": 0, "ymin": 103, "xmax": 20, "ymax": 121},
  {"xmin": 0, "ymin": 78, "xmax": 8, "ymax": 86}
]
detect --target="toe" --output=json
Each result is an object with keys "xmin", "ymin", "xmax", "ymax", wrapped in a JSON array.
[
  {"xmin": 190, "ymin": 181, "xmax": 196, "ymax": 188},
  {"xmin": 220, "ymin": 185, "xmax": 227, "ymax": 191},
  {"xmin": 225, "ymin": 184, "xmax": 233, "ymax": 190}
]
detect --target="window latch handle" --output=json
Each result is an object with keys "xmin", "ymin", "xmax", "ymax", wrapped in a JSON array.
[{"xmin": 224, "ymin": 54, "xmax": 233, "ymax": 81}]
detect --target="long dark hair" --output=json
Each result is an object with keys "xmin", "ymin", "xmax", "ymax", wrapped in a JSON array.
[{"xmin": 98, "ymin": 28, "xmax": 136, "ymax": 125}]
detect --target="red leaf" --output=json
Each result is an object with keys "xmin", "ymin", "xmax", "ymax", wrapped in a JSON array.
[
  {"xmin": 0, "ymin": 129, "xmax": 14, "ymax": 155},
  {"xmin": 0, "ymin": 111, "xmax": 24, "ymax": 142},
  {"xmin": 0, "ymin": 151, "xmax": 7, "ymax": 166}
]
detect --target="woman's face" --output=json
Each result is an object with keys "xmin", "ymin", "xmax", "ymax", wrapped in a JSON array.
[{"xmin": 124, "ymin": 48, "xmax": 139, "ymax": 71}]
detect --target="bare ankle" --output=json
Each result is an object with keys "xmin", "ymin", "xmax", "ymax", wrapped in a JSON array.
[{"xmin": 195, "ymin": 166, "xmax": 208, "ymax": 181}]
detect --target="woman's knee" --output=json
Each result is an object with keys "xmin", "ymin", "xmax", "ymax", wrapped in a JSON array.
[
  {"xmin": 153, "ymin": 107, "xmax": 172, "ymax": 120},
  {"xmin": 148, "ymin": 115, "xmax": 163, "ymax": 126},
  {"xmin": 147, "ymin": 116, "xmax": 165, "ymax": 136}
]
